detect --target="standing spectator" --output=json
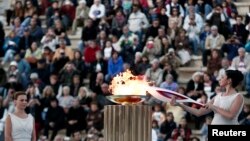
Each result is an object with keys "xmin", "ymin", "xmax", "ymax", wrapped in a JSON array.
[{"xmin": 43, "ymin": 97, "xmax": 65, "ymax": 141}]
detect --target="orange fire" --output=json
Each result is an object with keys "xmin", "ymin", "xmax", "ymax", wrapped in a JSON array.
[{"xmin": 109, "ymin": 70, "xmax": 150, "ymax": 96}]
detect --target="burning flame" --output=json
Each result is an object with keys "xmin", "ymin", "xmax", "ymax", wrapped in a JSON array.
[{"xmin": 109, "ymin": 70, "xmax": 150, "ymax": 96}]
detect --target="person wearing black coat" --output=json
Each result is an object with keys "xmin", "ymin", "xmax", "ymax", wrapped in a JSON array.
[
  {"xmin": 43, "ymin": 98, "xmax": 65, "ymax": 141},
  {"xmin": 66, "ymin": 98, "xmax": 87, "ymax": 136}
]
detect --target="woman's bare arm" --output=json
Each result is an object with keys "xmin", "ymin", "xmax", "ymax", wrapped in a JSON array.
[
  {"xmin": 5, "ymin": 115, "xmax": 13, "ymax": 141},
  {"xmin": 32, "ymin": 120, "xmax": 36, "ymax": 141}
]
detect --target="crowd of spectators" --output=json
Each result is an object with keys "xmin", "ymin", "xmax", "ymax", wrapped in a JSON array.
[{"xmin": 0, "ymin": 0, "xmax": 250, "ymax": 141}]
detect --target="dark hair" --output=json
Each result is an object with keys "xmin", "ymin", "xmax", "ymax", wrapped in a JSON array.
[
  {"xmin": 225, "ymin": 70, "xmax": 244, "ymax": 88},
  {"xmin": 14, "ymin": 91, "xmax": 27, "ymax": 100}
]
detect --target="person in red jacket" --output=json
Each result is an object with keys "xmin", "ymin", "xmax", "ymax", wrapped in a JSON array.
[{"xmin": 84, "ymin": 40, "xmax": 101, "ymax": 65}]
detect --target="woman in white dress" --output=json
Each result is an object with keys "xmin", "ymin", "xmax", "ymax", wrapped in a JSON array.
[
  {"xmin": 5, "ymin": 91, "xmax": 36, "ymax": 141},
  {"xmin": 170, "ymin": 70, "xmax": 244, "ymax": 125}
]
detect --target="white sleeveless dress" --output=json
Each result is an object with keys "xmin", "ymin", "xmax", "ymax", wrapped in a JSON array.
[
  {"xmin": 211, "ymin": 93, "xmax": 244, "ymax": 125},
  {"xmin": 9, "ymin": 113, "xmax": 34, "ymax": 141}
]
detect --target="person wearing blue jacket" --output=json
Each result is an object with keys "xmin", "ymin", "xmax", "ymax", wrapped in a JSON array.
[{"xmin": 105, "ymin": 51, "xmax": 124, "ymax": 82}]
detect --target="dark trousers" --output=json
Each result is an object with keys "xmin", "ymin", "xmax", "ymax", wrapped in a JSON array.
[
  {"xmin": 202, "ymin": 49, "xmax": 211, "ymax": 66},
  {"xmin": 5, "ymin": 10, "xmax": 13, "ymax": 26}
]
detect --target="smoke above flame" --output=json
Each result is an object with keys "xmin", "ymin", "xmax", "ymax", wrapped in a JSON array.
[{"xmin": 109, "ymin": 70, "xmax": 150, "ymax": 96}]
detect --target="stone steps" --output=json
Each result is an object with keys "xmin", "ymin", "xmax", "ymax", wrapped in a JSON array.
[{"xmin": 235, "ymin": 2, "xmax": 250, "ymax": 16}]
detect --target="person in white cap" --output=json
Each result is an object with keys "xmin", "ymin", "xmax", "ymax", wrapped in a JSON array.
[{"xmin": 71, "ymin": 0, "xmax": 89, "ymax": 34}]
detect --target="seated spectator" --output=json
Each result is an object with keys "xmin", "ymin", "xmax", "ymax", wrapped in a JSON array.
[
  {"xmin": 60, "ymin": 0, "xmax": 76, "ymax": 29},
  {"xmin": 105, "ymin": 51, "xmax": 123, "ymax": 82},
  {"xmin": 72, "ymin": 50, "xmax": 87, "ymax": 80},
  {"xmin": 161, "ymin": 62, "xmax": 179, "ymax": 82},
  {"xmin": 41, "ymin": 28, "xmax": 57, "ymax": 52},
  {"xmin": 174, "ymin": 29, "xmax": 191, "ymax": 66},
  {"xmin": 29, "ymin": 17, "xmax": 44, "ymax": 42},
  {"xmin": 59, "ymin": 62, "xmax": 79, "ymax": 86},
  {"xmin": 57, "ymin": 85, "xmax": 74, "ymax": 114},
  {"xmin": 71, "ymin": 130, "xmax": 83, "ymax": 141},
  {"xmin": 89, "ymin": 0, "xmax": 106, "ymax": 26},
  {"xmin": 183, "ymin": 13, "xmax": 202, "ymax": 55},
  {"xmin": 199, "ymin": 24, "xmax": 211, "ymax": 52},
  {"xmin": 128, "ymin": 4, "xmax": 149, "ymax": 42},
  {"xmin": 40, "ymin": 85, "xmax": 56, "ymax": 121},
  {"xmin": 221, "ymin": 35, "xmax": 243, "ymax": 62},
  {"xmin": 86, "ymin": 102, "xmax": 103, "ymax": 131},
  {"xmin": 165, "ymin": 0, "xmax": 185, "ymax": 18},
  {"xmin": 145, "ymin": 58, "xmax": 163, "ymax": 87},
  {"xmin": 168, "ymin": 7, "xmax": 182, "ymax": 28},
  {"xmin": 53, "ymin": 39, "xmax": 74, "ymax": 62},
  {"xmin": 171, "ymin": 117, "xmax": 192, "ymax": 141},
  {"xmin": 111, "ymin": 9, "xmax": 128, "ymax": 37},
  {"xmin": 70, "ymin": 73, "xmax": 84, "ymax": 97},
  {"xmin": 231, "ymin": 47, "xmax": 250, "ymax": 75},
  {"xmin": 203, "ymin": 72, "xmax": 218, "ymax": 99},
  {"xmin": 232, "ymin": 15, "xmax": 247, "ymax": 43},
  {"xmin": 203, "ymin": 25, "xmax": 225, "ymax": 66},
  {"xmin": 84, "ymin": 40, "xmax": 101, "ymax": 66},
  {"xmin": 160, "ymin": 48, "xmax": 181, "ymax": 70},
  {"xmin": 1, "ymin": 31, "xmax": 20, "ymax": 65},
  {"xmin": 46, "ymin": 0, "xmax": 59, "ymax": 27},
  {"xmin": 142, "ymin": 37, "xmax": 159, "ymax": 62},
  {"xmin": 186, "ymin": 72, "xmax": 204, "ymax": 100},
  {"xmin": 152, "ymin": 104, "xmax": 165, "ymax": 125},
  {"xmin": 195, "ymin": 0, "xmax": 213, "ymax": 17},
  {"xmin": 54, "ymin": 19, "xmax": 71, "ymax": 45},
  {"xmin": 43, "ymin": 97, "xmax": 65, "ymax": 141},
  {"xmin": 29, "ymin": 72, "xmax": 45, "ymax": 94},
  {"xmin": 77, "ymin": 86, "xmax": 93, "ymax": 111},
  {"xmin": 18, "ymin": 27, "xmax": 35, "ymax": 55},
  {"xmin": 159, "ymin": 112, "xmax": 177, "ymax": 141},
  {"xmin": 207, "ymin": 49, "xmax": 222, "ymax": 76},
  {"xmin": 6, "ymin": 61, "xmax": 22, "ymax": 84},
  {"xmin": 206, "ymin": 5, "xmax": 227, "ymax": 37},
  {"xmin": 25, "ymin": 42, "xmax": 42, "ymax": 67},
  {"xmin": 24, "ymin": 0, "xmax": 37, "ymax": 18},
  {"xmin": 0, "ymin": 96, "xmax": 7, "ymax": 140},
  {"xmin": 66, "ymin": 98, "xmax": 87, "ymax": 137},
  {"xmin": 239, "ymin": 103, "xmax": 250, "ymax": 125},
  {"xmin": 160, "ymin": 74, "xmax": 179, "ymax": 92},
  {"xmin": 199, "ymin": 116, "xmax": 212, "ymax": 141},
  {"xmin": 72, "ymin": 0, "xmax": 90, "ymax": 35},
  {"xmin": 26, "ymin": 83, "xmax": 43, "ymax": 136}
]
